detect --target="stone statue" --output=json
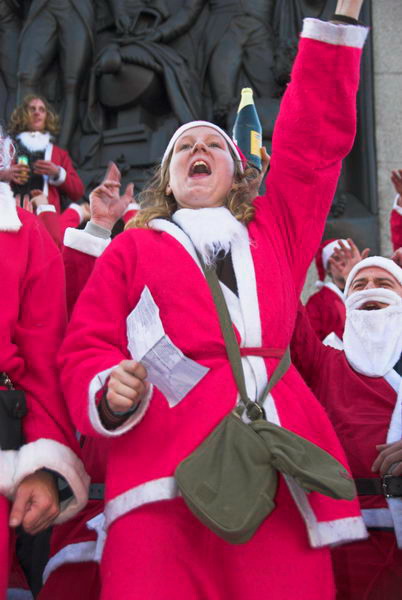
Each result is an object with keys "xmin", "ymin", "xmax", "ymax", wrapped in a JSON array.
[
  {"xmin": 0, "ymin": 0, "xmax": 22, "ymax": 121},
  {"xmin": 17, "ymin": 0, "xmax": 95, "ymax": 149}
]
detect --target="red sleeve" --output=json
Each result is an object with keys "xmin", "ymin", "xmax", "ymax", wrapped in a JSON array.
[
  {"xmin": 305, "ymin": 292, "xmax": 325, "ymax": 341},
  {"xmin": 37, "ymin": 211, "xmax": 62, "ymax": 249},
  {"xmin": 390, "ymin": 209, "xmax": 402, "ymax": 251},
  {"xmin": 122, "ymin": 208, "xmax": 138, "ymax": 225},
  {"xmin": 60, "ymin": 207, "xmax": 81, "ymax": 239},
  {"xmin": 254, "ymin": 26, "xmax": 364, "ymax": 294},
  {"xmin": 291, "ymin": 302, "xmax": 328, "ymax": 404},
  {"xmin": 63, "ymin": 246, "xmax": 97, "ymax": 318},
  {"xmin": 54, "ymin": 149, "xmax": 85, "ymax": 202},
  {"xmin": 59, "ymin": 233, "xmax": 137, "ymax": 437}
]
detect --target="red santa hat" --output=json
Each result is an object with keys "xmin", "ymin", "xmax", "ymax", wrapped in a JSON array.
[
  {"xmin": 0, "ymin": 133, "xmax": 21, "ymax": 232},
  {"xmin": 344, "ymin": 256, "xmax": 402, "ymax": 297},
  {"xmin": 315, "ymin": 239, "xmax": 350, "ymax": 284},
  {"xmin": 161, "ymin": 121, "xmax": 245, "ymax": 171}
]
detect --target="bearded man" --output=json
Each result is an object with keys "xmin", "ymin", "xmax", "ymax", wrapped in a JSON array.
[{"xmin": 292, "ymin": 256, "xmax": 402, "ymax": 599}]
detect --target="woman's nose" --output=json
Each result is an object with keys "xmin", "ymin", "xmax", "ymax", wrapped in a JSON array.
[{"xmin": 191, "ymin": 141, "xmax": 207, "ymax": 153}]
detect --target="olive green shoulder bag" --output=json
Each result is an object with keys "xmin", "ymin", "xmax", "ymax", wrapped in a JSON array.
[{"xmin": 175, "ymin": 254, "xmax": 356, "ymax": 544}]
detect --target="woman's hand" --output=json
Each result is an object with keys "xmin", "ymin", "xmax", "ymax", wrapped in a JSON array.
[
  {"xmin": 328, "ymin": 238, "xmax": 370, "ymax": 280},
  {"xmin": 334, "ymin": 0, "xmax": 365, "ymax": 20},
  {"xmin": 31, "ymin": 189, "xmax": 49, "ymax": 207},
  {"xmin": 9, "ymin": 470, "xmax": 60, "ymax": 535},
  {"xmin": 89, "ymin": 162, "xmax": 133, "ymax": 230},
  {"xmin": 248, "ymin": 147, "xmax": 271, "ymax": 200},
  {"xmin": 0, "ymin": 164, "xmax": 30, "ymax": 185},
  {"xmin": 372, "ymin": 441, "xmax": 402, "ymax": 477},
  {"xmin": 106, "ymin": 360, "xmax": 149, "ymax": 413}
]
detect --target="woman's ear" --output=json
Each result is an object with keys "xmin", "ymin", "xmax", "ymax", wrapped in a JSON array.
[{"xmin": 166, "ymin": 183, "xmax": 172, "ymax": 196}]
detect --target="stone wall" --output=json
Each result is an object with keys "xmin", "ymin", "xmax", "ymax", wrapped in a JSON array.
[{"xmin": 302, "ymin": 1, "xmax": 402, "ymax": 303}]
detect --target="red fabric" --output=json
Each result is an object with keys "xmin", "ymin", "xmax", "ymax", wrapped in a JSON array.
[
  {"xmin": 60, "ymin": 207, "xmax": 81, "ymax": 237},
  {"xmin": 315, "ymin": 238, "xmax": 336, "ymax": 281},
  {"xmin": 292, "ymin": 303, "xmax": 397, "ymax": 510},
  {"xmin": 122, "ymin": 208, "xmax": 138, "ymax": 225},
  {"xmin": 390, "ymin": 208, "xmax": 402, "ymax": 251},
  {"xmin": 46, "ymin": 145, "xmax": 84, "ymax": 213},
  {"xmin": 0, "ymin": 496, "xmax": 10, "ymax": 600},
  {"xmin": 1, "ymin": 208, "xmax": 80, "ymax": 450},
  {"xmin": 59, "ymin": 35, "xmax": 364, "ymax": 595},
  {"xmin": 305, "ymin": 285, "xmax": 346, "ymax": 341},
  {"xmin": 38, "ymin": 562, "xmax": 101, "ymax": 600},
  {"xmin": 332, "ymin": 531, "xmax": 402, "ymax": 600},
  {"xmin": 101, "ymin": 491, "xmax": 334, "ymax": 600},
  {"xmin": 37, "ymin": 210, "xmax": 62, "ymax": 249},
  {"xmin": 63, "ymin": 247, "xmax": 96, "ymax": 318}
]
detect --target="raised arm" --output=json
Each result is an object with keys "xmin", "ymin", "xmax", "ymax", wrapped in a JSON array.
[{"xmin": 256, "ymin": 1, "xmax": 368, "ymax": 293}]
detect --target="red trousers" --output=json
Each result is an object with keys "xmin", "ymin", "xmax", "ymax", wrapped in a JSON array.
[{"xmin": 332, "ymin": 530, "xmax": 402, "ymax": 599}]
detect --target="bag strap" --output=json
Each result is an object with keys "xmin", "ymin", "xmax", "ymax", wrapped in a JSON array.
[{"xmin": 199, "ymin": 252, "xmax": 291, "ymax": 420}]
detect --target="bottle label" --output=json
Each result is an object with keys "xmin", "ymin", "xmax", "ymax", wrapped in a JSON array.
[
  {"xmin": 18, "ymin": 156, "xmax": 29, "ymax": 165},
  {"xmin": 250, "ymin": 131, "xmax": 262, "ymax": 157}
]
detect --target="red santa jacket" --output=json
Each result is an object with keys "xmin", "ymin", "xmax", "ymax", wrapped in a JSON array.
[
  {"xmin": 305, "ymin": 282, "xmax": 346, "ymax": 341},
  {"xmin": 59, "ymin": 20, "xmax": 368, "ymax": 550},
  {"xmin": 41, "ymin": 144, "xmax": 84, "ymax": 213},
  {"xmin": 292, "ymin": 303, "xmax": 398, "ymax": 515},
  {"xmin": 0, "ymin": 207, "xmax": 89, "ymax": 514}
]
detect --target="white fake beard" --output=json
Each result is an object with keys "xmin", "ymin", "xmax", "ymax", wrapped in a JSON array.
[
  {"xmin": 344, "ymin": 288, "xmax": 402, "ymax": 377},
  {"xmin": 17, "ymin": 131, "xmax": 51, "ymax": 152},
  {"xmin": 172, "ymin": 206, "xmax": 246, "ymax": 266}
]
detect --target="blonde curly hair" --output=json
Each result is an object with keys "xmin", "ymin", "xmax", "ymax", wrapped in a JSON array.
[
  {"xmin": 8, "ymin": 94, "xmax": 60, "ymax": 136},
  {"xmin": 126, "ymin": 146, "xmax": 257, "ymax": 229}
]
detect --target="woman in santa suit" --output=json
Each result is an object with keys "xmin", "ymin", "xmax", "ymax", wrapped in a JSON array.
[
  {"xmin": 0, "ymin": 132, "xmax": 89, "ymax": 599},
  {"xmin": 60, "ymin": 3, "xmax": 369, "ymax": 599},
  {"xmin": 5, "ymin": 94, "xmax": 84, "ymax": 210}
]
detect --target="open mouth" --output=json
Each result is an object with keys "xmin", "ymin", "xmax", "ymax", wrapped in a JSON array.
[
  {"xmin": 189, "ymin": 160, "xmax": 211, "ymax": 177},
  {"xmin": 359, "ymin": 301, "xmax": 385, "ymax": 311}
]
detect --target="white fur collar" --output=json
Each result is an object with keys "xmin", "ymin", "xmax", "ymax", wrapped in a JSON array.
[
  {"xmin": 0, "ymin": 182, "xmax": 21, "ymax": 231},
  {"xmin": 172, "ymin": 206, "xmax": 246, "ymax": 266},
  {"xmin": 17, "ymin": 131, "xmax": 51, "ymax": 152}
]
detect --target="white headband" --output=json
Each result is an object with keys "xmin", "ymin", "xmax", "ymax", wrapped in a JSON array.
[
  {"xmin": 344, "ymin": 256, "xmax": 402, "ymax": 296},
  {"xmin": 161, "ymin": 121, "xmax": 243, "ymax": 171}
]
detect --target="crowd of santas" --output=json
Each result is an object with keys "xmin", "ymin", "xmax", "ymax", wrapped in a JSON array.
[{"xmin": 3, "ymin": 12, "xmax": 402, "ymax": 599}]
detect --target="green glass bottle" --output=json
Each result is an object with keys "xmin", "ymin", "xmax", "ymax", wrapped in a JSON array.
[{"xmin": 232, "ymin": 88, "xmax": 262, "ymax": 171}]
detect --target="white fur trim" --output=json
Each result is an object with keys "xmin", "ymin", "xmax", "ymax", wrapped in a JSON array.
[
  {"xmin": 323, "ymin": 332, "xmax": 343, "ymax": 350},
  {"xmin": 344, "ymin": 256, "xmax": 402, "ymax": 296},
  {"xmin": 385, "ymin": 375, "xmax": 402, "ymax": 547},
  {"xmin": 124, "ymin": 202, "xmax": 140, "ymax": 214},
  {"xmin": 104, "ymin": 476, "xmax": 178, "ymax": 530},
  {"xmin": 322, "ymin": 240, "xmax": 349, "ymax": 272},
  {"xmin": 161, "ymin": 121, "xmax": 243, "ymax": 169},
  {"xmin": 392, "ymin": 194, "xmax": 402, "ymax": 216},
  {"xmin": 0, "ymin": 449, "xmax": 18, "ymax": 496},
  {"xmin": 88, "ymin": 366, "xmax": 153, "ymax": 437},
  {"xmin": 43, "ymin": 541, "xmax": 97, "ymax": 583},
  {"xmin": 302, "ymin": 18, "xmax": 369, "ymax": 49},
  {"xmin": 7, "ymin": 590, "xmax": 34, "ymax": 599},
  {"xmin": 362, "ymin": 508, "xmax": 394, "ymax": 529},
  {"xmin": 324, "ymin": 281, "xmax": 345, "ymax": 302},
  {"xmin": 63, "ymin": 227, "xmax": 111, "ymax": 257},
  {"xmin": 12, "ymin": 439, "xmax": 89, "ymax": 523},
  {"xmin": 0, "ymin": 183, "xmax": 21, "ymax": 231},
  {"xmin": 36, "ymin": 204, "xmax": 56, "ymax": 215},
  {"xmin": 49, "ymin": 166, "xmax": 66, "ymax": 187}
]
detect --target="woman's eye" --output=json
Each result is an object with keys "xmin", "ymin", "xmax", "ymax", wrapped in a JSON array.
[
  {"xmin": 209, "ymin": 142, "xmax": 221, "ymax": 148},
  {"xmin": 179, "ymin": 143, "xmax": 191, "ymax": 151}
]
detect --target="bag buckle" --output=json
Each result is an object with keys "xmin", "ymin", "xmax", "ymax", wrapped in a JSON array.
[
  {"xmin": 382, "ymin": 475, "xmax": 402, "ymax": 498},
  {"xmin": 245, "ymin": 401, "xmax": 266, "ymax": 421}
]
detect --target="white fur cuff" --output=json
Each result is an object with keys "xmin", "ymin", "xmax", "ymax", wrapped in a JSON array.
[
  {"xmin": 36, "ymin": 204, "xmax": 56, "ymax": 215},
  {"xmin": 13, "ymin": 439, "xmax": 89, "ymax": 523},
  {"xmin": 49, "ymin": 166, "xmax": 67, "ymax": 186},
  {"xmin": 63, "ymin": 227, "xmax": 111, "ymax": 257},
  {"xmin": 302, "ymin": 18, "xmax": 369, "ymax": 49},
  {"xmin": 88, "ymin": 366, "xmax": 153, "ymax": 437}
]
